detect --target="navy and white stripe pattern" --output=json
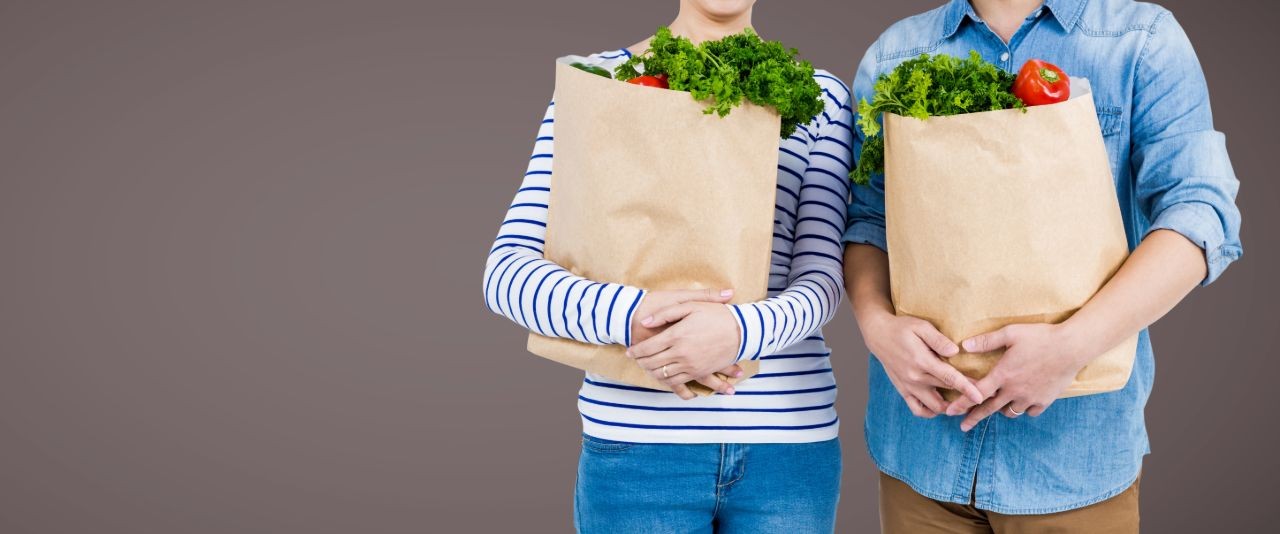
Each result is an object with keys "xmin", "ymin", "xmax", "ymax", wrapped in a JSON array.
[{"xmin": 484, "ymin": 50, "xmax": 853, "ymax": 443}]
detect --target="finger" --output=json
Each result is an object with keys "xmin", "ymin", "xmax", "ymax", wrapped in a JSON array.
[
  {"xmin": 637, "ymin": 353, "xmax": 681, "ymax": 372},
  {"xmin": 1002, "ymin": 401, "xmax": 1031, "ymax": 419},
  {"xmin": 639, "ymin": 303, "xmax": 696, "ymax": 329},
  {"xmin": 673, "ymin": 288, "xmax": 734, "ymax": 304},
  {"xmin": 903, "ymin": 395, "xmax": 934, "ymax": 419},
  {"xmin": 913, "ymin": 323, "xmax": 959, "ymax": 357},
  {"xmin": 925, "ymin": 359, "xmax": 985, "ymax": 406},
  {"xmin": 663, "ymin": 372, "xmax": 694, "ymax": 387},
  {"xmin": 962, "ymin": 326, "xmax": 1013, "ymax": 354},
  {"xmin": 914, "ymin": 387, "xmax": 947, "ymax": 415},
  {"xmin": 1028, "ymin": 403, "xmax": 1049, "ymax": 417},
  {"xmin": 627, "ymin": 330, "xmax": 675, "ymax": 359},
  {"xmin": 961, "ymin": 393, "xmax": 1011, "ymax": 432},
  {"xmin": 945, "ymin": 397, "xmax": 975, "ymax": 417},
  {"xmin": 717, "ymin": 363, "xmax": 745, "ymax": 378},
  {"xmin": 945, "ymin": 374, "xmax": 999, "ymax": 416},
  {"xmin": 915, "ymin": 374, "xmax": 955, "ymax": 392},
  {"xmin": 696, "ymin": 373, "xmax": 736, "ymax": 396},
  {"xmin": 670, "ymin": 382, "xmax": 696, "ymax": 400}
]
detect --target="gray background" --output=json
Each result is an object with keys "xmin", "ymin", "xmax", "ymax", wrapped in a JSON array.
[{"xmin": 1, "ymin": 0, "xmax": 1276, "ymax": 532}]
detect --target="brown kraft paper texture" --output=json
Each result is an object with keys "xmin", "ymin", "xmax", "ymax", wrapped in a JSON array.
[{"xmin": 526, "ymin": 61, "xmax": 784, "ymax": 394}]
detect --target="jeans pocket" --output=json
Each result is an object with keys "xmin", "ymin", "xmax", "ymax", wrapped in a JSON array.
[{"xmin": 581, "ymin": 434, "xmax": 635, "ymax": 453}]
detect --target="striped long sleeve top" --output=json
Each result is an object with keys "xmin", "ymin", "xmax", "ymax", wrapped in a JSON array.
[{"xmin": 483, "ymin": 50, "xmax": 853, "ymax": 443}]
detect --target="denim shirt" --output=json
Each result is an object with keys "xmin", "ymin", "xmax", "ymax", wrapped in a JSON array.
[{"xmin": 842, "ymin": 0, "xmax": 1243, "ymax": 514}]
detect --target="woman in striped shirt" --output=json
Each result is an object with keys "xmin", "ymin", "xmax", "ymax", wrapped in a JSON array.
[{"xmin": 483, "ymin": 1, "xmax": 853, "ymax": 531}]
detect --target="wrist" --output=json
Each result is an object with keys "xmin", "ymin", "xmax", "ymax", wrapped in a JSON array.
[
  {"xmin": 857, "ymin": 305, "xmax": 898, "ymax": 334},
  {"xmin": 620, "ymin": 287, "xmax": 647, "ymax": 346},
  {"xmin": 1054, "ymin": 319, "xmax": 1102, "ymax": 368},
  {"xmin": 724, "ymin": 303, "xmax": 749, "ymax": 362}
]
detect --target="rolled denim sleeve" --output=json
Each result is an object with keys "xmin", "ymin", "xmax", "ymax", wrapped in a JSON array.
[
  {"xmin": 1131, "ymin": 11, "xmax": 1243, "ymax": 285},
  {"xmin": 842, "ymin": 41, "xmax": 888, "ymax": 252}
]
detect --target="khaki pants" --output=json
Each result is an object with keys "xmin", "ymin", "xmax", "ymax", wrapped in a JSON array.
[{"xmin": 879, "ymin": 472, "xmax": 1140, "ymax": 534}]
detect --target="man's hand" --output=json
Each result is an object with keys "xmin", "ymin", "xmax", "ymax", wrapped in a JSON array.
[
  {"xmin": 861, "ymin": 311, "xmax": 987, "ymax": 418},
  {"xmin": 631, "ymin": 288, "xmax": 735, "ymax": 345},
  {"xmin": 946, "ymin": 323, "xmax": 1094, "ymax": 431},
  {"xmin": 626, "ymin": 301, "xmax": 743, "ymax": 400}
]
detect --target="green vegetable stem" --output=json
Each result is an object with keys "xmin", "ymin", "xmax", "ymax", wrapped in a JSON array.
[
  {"xmin": 614, "ymin": 27, "xmax": 824, "ymax": 138},
  {"xmin": 571, "ymin": 62, "xmax": 613, "ymax": 79},
  {"xmin": 850, "ymin": 51, "xmax": 1025, "ymax": 185}
]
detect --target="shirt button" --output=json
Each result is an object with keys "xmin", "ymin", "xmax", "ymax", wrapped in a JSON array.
[{"xmin": 1000, "ymin": 52, "xmax": 1011, "ymax": 62}]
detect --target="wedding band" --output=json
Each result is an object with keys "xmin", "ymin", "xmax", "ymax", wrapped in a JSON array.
[
  {"xmin": 662, "ymin": 364, "xmax": 670, "ymax": 379},
  {"xmin": 1008, "ymin": 406, "xmax": 1025, "ymax": 416}
]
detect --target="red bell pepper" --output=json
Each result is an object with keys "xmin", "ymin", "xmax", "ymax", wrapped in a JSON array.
[
  {"xmin": 627, "ymin": 73, "xmax": 669, "ymax": 89},
  {"xmin": 1012, "ymin": 59, "xmax": 1070, "ymax": 106}
]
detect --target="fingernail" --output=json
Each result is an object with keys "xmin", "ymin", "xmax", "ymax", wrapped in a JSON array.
[
  {"xmin": 720, "ymin": 289, "xmax": 734, "ymax": 297},
  {"xmin": 734, "ymin": 369, "xmax": 744, "ymax": 377},
  {"xmin": 960, "ymin": 424, "xmax": 972, "ymax": 432},
  {"xmin": 641, "ymin": 316, "xmax": 654, "ymax": 326},
  {"xmin": 726, "ymin": 387, "xmax": 736, "ymax": 395},
  {"xmin": 962, "ymin": 340, "xmax": 975, "ymax": 351},
  {"xmin": 625, "ymin": 350, "xmax": 632, "ymax": 357}
]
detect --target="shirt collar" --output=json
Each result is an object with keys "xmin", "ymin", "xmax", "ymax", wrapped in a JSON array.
[
  {"xmin": 942, "ymin": 0, "xmax": 1085, "ymax": 39},
  {"xmin": 941, "ymin": 0, "xmax": 980, "ymax": 39},
  {"xmin": 1042, "ymin": 0, "xmax": 1085, "ymax": 32}
]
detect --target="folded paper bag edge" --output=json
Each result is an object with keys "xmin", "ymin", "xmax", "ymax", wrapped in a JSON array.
[
  {"xmin": 937, "ymin": 331, "xmax": 1139, "ymax": 402},
  {"xmin": 527, "ymin": 333, "xmax": 760, "ymax": 395}
]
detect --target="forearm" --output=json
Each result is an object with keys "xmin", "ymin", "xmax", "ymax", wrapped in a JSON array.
[
  {"xmin": 484, "ymin": 249, "xmax": 643, "ymax": 345},
  {"xmin": 482, "ymin": 100, "xmax": 644, "ymax": 346},
  {"xmin": 844, "ymin": 243, "xmax": 895, "ymax": 326},
  {"xmin": 1061, "ymin": 229, "xmax": 1206, "ymax": 359},
  {"xmin": 730, "ymin": 101, "xmax": 852, "ymax": 360}
]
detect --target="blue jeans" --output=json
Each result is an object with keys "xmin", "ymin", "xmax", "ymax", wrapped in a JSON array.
[{"xmin": 574, "ymin": 435, "xmax": 841, "ymax": 533}]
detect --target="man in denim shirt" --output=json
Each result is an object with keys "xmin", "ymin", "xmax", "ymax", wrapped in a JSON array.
[{"xmin": 842, "ymin": 0, "xmax": 1242, "ymax": 531}]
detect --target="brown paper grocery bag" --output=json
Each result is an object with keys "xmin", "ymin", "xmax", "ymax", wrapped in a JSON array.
[
  {"xmin": 883, "ymin": 80, "xmax": 1139, "ymax": 399},
  {"xmin": 525, "ymin": 61, "xmax": 780, "ymax": 394}
]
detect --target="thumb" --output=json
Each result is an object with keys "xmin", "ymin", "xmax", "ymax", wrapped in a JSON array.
[
  {"xmin": 963, "ymin": 327, "xmax": 1013, "ymax": 354},
  {"xmin": 675, "ymin": 288, "xmax": 734, "ymax": 304},
  {"xmin": 639, "ymin": 303, "xmax": 696, "ymax": 329}
]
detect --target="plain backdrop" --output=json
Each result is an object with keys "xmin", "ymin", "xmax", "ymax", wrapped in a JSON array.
[{"xmin": 1, "ymin": 1, "xmax": 1278, "ymax": 532}]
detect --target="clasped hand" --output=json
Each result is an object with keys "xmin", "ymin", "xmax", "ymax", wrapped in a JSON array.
[
  {"xmin": 863, "ymin": 311, "xmax": 1096, "ymax": 430},
  {"xmin": 946, "ymin": 322, "xmax": 1094, "ymax": 431},
  {"xmin": 624, "ymin": 289, "xmax": 743, "ymax": 400}
]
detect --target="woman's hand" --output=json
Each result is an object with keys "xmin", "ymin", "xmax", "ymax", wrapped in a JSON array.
[
  {"xmin": 626, "ymin": 302, "xmax": 742, "ymax": 400},
  {"xmin": 860, "ymin": 310, "xmax": 987, "ymax": 417},
  {"xmin": 631, "ymin": 288, "xmax": 735, "ymax": 345}
]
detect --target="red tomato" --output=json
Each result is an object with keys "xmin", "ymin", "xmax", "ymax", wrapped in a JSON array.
[
  {"xmin": 1012, "ymin": 59, "xmax": 1070, "ymax": 106},
  {"xmin": 627, "ymin": 75, "xmax": 669, "ymax": 89}
]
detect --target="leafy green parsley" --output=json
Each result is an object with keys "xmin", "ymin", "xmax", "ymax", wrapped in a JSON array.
[
  {"xmin": 615, "ymin": 27, "xmax": 824, "ymax": 138},
  {"xmin": 851, "ymin": 51, "xmax": 1025, "ymax": 185}
]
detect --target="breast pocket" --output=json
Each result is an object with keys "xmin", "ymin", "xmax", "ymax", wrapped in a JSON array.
[
  {"xmin": 1094, "ymin": 105, "xmax": 1125, "ymax": 178},
  {"xmin": 1095, "ymin": 105, "xmax": 1124, "ymax": 137}
]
